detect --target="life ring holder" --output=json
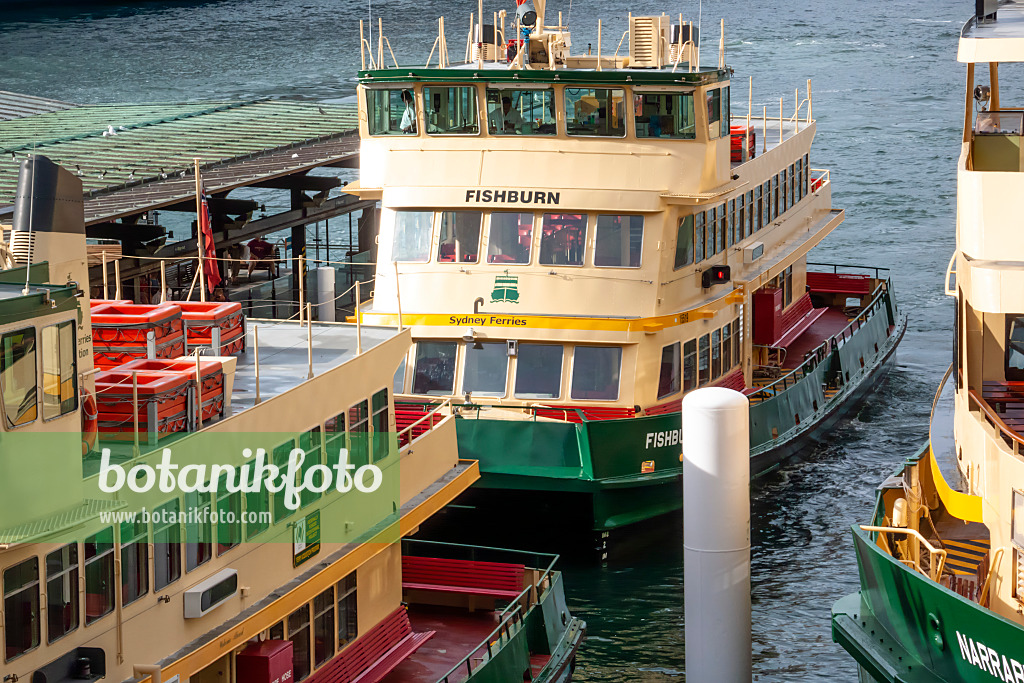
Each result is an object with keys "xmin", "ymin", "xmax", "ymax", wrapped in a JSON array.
[{"xmin": 81, "ymin": 386, "xmax": 99, "ymax": 456}]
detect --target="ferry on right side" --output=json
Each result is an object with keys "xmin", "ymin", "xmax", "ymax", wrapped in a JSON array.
[{"xmin": 831, "ymin": 2, "xmax": 1024, "ymax": 680}]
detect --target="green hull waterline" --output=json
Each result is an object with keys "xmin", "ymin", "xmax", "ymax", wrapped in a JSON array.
[{"xmin": 455, "ymin": 284, "xmax": 905, "ymax": 531}]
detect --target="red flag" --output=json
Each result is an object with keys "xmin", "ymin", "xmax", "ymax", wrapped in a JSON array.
[{"xmin": 198, "ymin": 182, "xmax": 221, "ymax": 293}]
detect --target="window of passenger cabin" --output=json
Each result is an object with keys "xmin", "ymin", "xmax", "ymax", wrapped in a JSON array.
[
  {"xmin": 120, "ymin": 519, "xmax": 148, "ymax": 607},
  {"xmin": 273, "ymin": 442, "xmax": 296, "ymax": 523},
  {"xmin": 85, "ymin": 527, "xmax": 114, "ymax": 625},
  {"xmin": 746, "ymin": 191, "xmax": 754, "ymax": 237},
  {"xmin": 1, "ymin": 326, "xmax": 37, "ymax": 428},
  {"xmin": 366, "ymin": 88, "xmax": 415, "ymax": 136},
  {"xmin": 706, "ymin": 88, "xmax": 722, "ymax": 139},
  {"xmin": 1006, "ymin": 316, "xmax": 1024, "ymax": 381},
  {"xmin": 735, "ymin": 197, "xmax": 743, "ymax": 244},
  {"xmin": 488, "ymin": 212, "xmax": 533, "ymax": 264},
  {"xmin": 299, "ymin": 427, "xmax": 322, "ymax": 506},
  {"xmin": 720, "ymin": 86, "xmax": 730, "ymax": 138},
  {"xmin": 437, "ymin": 211, "xmax": 482, "ymax": 263},
  {"xmin": 772, "ymin": 175, "xmax": 780, "ymax": 218},
  {"xmin": 698, "ymin": 334, "xmax": 710, "ymax": 385},
  {"xmin": 540, "ymin": 214, "xmax": 587, "ymax": 266},
  {"xmin": 674, "ymin": 215, "xmax": 694, "ymax": 269},
  {"xmin": 514, "ymin": 344, "xmax": 563, "ymax": 399},
  {"xmin": 288, "ymin": 603, "xmax": 312, "ymax": 681},
  {"xmin": 46, "ymin": 544, "xmax": 78, "ymax": 643},
  {"xmin": 711, "ymin": 328, "xmax": 722, "ymax": 379},
  {"xmin": 246, "ymin": 484, "xmax": 270, "ymax": 540},
  {"xmin": 780, "ymin": 169, "xmax": 788, "ymax": 213},
  {"xmin": 594, "ymin": 215, "xmax": 643, "ymax": 268},
  {"xmin": 718, "ymin": 204, "xmax": 727, "ymax": 252},
  {"xmin": 694, "ymin": 212, "xmax": 706, "ymax": 262},
  {"xmin": 463, "ymin": 342, "xmax": 509, "ymax": 397},
  {"xmin": 185, "ymin": 491, "xmax": 212, "ymax": 571},
  {"xmin": 683, "ymin": 340, "xmax": 697, "ymax": 391},
  {"xmin": 784, "ymin": 266, "xmax": 794, "ymax": 306},
  {"xmin": 803, "ymin": 154, "xmax": 810, "ymax": 195},
  {"xmin": 153, "ymin": 498, "xmax": 181, "ymax": 590},
  {"xmin": 391, "ymin": 210, "xmax": 433, "ymax": 262},
  {"xmin": 216, "ymin": 478, "xmax": 241, "ymax": 552},
  {"xmin": 754, "ymin": 185, "xmax": 764, "ymax": 231},
  {"xmin": 42, "ymin": 320, "xmax": 76, "ymax": 421},
  {"xmin": 707, "ymin": 206, "xmax": 718, "ymax": 255},
  {"xmin": 633, "ymin": 92, "xmax": 696, "ymax": 139},
  {"xmin": 4, "ymin": 556, "xmax": 39, "ymax": 659},
  {"xmin": 571, "ymin": 346, "xmax": 622, "ymax": 400},
  {"xmin": 1013, "ymin": 490, "xmax": 1024, "ymax": 549},
  {"xmin": 658, "ymin": 342, "xmax": 681, "ymax": 399},
  {"xmin": 393, "ymin": 358, "xmax": 406, "ymax": 394},
  {"xmin": 337, "ymin": 573, "xmax": 357, "ymax": 646},
  {"xmin": 727, "ymin": 199, "xmax": 737, "ymax": 248},
  {"xmin": 371, "ymin": 389, "xmax": 389, "ymax": 461},
  {"xmin": 486, "ymin": 87, "xmax": 556, "ymax": 135},
  {"xmin": 789, "ymin": 163, "xmax": 797, "ymax": 207},
  {"xmin": 412, "ymin": 341, "xmax": 457, "ymax": 395},
  {"xmin": 565, "ymin": 88, "xmax": 626, "ymax": 137},
  {"xmin": 722, "ymin": 323, "xmax": 733, "ymax": 371},
  {"xmin": 314, "ymin": 587, "xmax": 335, "ymax": 668},
  {"xmin": 762, "ymin": 181, "xmax": 771, "ymax": 226},
  {"xmin": 732, "ymin": 319, "xmax": 741, "ymax": 367},
  {"xmin": 796, "ymin": 158, "xmax": 804, "ymax": 202},
  {"xmin": 424, "ymin": 86, "xmax": 480, "ymax": 135},
  {"xmin": 348, "ymin": 401, "xmax": 369, "ymax": 468}
]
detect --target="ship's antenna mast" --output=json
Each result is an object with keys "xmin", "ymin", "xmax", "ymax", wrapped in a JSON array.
[
  {"xmin": 368, "ymin": 0, "xmax": 373, "ymax": 66},
  {"xmin": 696, "ymin": 0, "xmax": 702, "ymax": 70},
  {"xmin": 567, "ymin": 0, "xmax": 573, "ymax": 31}
]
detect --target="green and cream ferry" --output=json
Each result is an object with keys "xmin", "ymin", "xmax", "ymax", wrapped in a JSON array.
[
  {"xmin": 832, "ymin": 2, "xmax": 1024, "ymax": 680},
  {"xmin": 349, "ymin": 1, "xmax": 906, "ymax": 536}
]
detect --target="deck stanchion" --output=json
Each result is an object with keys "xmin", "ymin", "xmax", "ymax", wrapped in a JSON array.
[
  {"xmin": 597, "ymin": 20, "xmax": 602, "ymax": 71},
  {"xmin": 160, "ymin": 259, "xmax": 167, "ymax": 303},
  {"xmin": 254, "ymin": 325, "xmax": 261, "ymax": 405},
  {"xmin": 746, "ymin": 77, "xmax": 752, "ymax": 162},
  {"xmin": 356, "ymin": 281, "xmax": 363, "ymax": 355},
  {"xmin": 102, "ymin": 250, "xmax": 109, "ymax": 299},
  {"xmin": 195, "ymin": 350, "xmax": 203, "ymax": 431},
  {"xmin": 467, "ymin": 13, "xmax": 474, "ymax": 63},
  {"xmin": 779, "ymin": 98, "xmax": 784, "ymax": 144},
  {"xmin": 807, "ymin": 78, "xmax": 813, "ymax": 122},
  {"xmin": 307, "ymin": 303, "xmax": 314, "ymax": 379},
  {"xmin": 132, "ymin": 370, "xmax": 140, "ymax": 457},
  {"xmin": 762, "ymin": 106, "xmax": 768, "ymax": 152},
  {"xmin": 682, "ymin": 388, "xmax": 751, "ymax": 683},
  {"xmin": 719, "ymin": 18, "xmax": 725, "ymax": 69},
  {"xmin": 114, "ymin": 258, "xmax": 121, "ymax": 300}
]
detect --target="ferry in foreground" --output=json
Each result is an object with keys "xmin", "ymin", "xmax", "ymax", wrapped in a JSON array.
[
  {"xmin": 832, "ymin": 2, "xmax": 1024, "ymax": 680},
  {"xmin": 0, "ymin": 156, "xmax": 582, "ymax": 682},
  {"xmin": 349, "ymin": 0, "xmax": 906, "ymax": 537}
]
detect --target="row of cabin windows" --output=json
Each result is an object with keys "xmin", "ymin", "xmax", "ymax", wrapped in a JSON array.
[
  {"xmin": 266, "ymin": 573, "xmax": 357, "ymax": 681},
  {"xmin": 1, "ymin": 387, "xmax": 388, "ymax": 662},
  {"xmin": 402, "ymin": 341, "xmax": 622, "ymax": 402},
  {"xmin": 393, "ymin": 210, "xmax": 644, "ymax": 268},
  {"xmin": 0, "ymin": 321, "xmax": 77, "ymax": 430},
  {"xmin": 367, "ymin": 84, "xmax": 729, "ymax": 140},
  {"xmin": 658, "ymin": 318, "xmax": 742, "ymax": 399},
  {"xmin": 674, "ymin": 155, "xmax": 811, "ymax": 269}
]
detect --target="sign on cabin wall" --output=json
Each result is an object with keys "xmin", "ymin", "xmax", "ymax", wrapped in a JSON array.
[{"xmin": 293, "ymin": 510, "xmax": 321, "ymax": 567}]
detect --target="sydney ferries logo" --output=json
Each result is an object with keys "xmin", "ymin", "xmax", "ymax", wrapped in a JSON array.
[{"xmin": 491, "ymin": 272, "xmax": 519, "ymax": 304}]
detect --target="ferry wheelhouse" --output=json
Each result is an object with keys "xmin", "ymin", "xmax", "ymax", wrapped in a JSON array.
[
  {"xmin": 0, "ymin": 156, "xmax": 583, "ymax": 683},
  {"xmin": 832, "ymin": 3, "xmax": 1024, "ymax": 680},
  {"xmin": 350, "ymin": 3, "xmax": 905, "ymax": 536}
]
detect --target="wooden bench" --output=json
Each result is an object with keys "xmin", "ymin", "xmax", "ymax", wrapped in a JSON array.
[
  {"xmin": 307, "ymin": 606, "xmax": 434, "ymax": 683},
  {"xmin": 773, "ymin": 293, "xmax": 829, "ymax": 348},
  {"xmin": 533, "ymin": 405, "xmax": 636, "ymax": 423},
  {"xmin": 806, "ymin": 271, "xmax": 872, "ymax": 296},
  {"xmin": 402, "ymin": 556, "xmax": 525, "ymax": 601}
]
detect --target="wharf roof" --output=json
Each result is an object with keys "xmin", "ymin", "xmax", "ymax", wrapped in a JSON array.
[
  {"xmin": 0, "ymin": 90, "xmax": 76, "ymax": 121},
  {"xmin": 0, "ymin": 99, "xmax": 360, "ymax": 225},
  {"xmin": 959, "ymin": 1, "xmax": 1024, "ymax": 63}
]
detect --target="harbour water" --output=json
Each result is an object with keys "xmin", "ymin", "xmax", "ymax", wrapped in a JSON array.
[{"xmin": 0, "ymin": 1, "xmax": 964, "ymax": 679}]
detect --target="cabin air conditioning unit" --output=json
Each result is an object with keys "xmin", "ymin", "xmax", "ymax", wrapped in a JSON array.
[
  {"xmin": 744, "ymin": 242, "xmax": 765, "ymax": 264},
  {"xmin": 184, "ymin": 568, "xmax": 238, "ymax": 618},
  {"xmin": 630, "ymin": 15, "xmax": 665, "ymax": 68}
]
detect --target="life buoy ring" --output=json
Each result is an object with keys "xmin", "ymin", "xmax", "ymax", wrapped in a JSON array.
[{"xmin": 81, "ymin": 387, "xmax": 98, "ymax": 456}]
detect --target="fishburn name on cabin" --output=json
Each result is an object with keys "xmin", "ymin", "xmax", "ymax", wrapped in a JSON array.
[{"xmin": 466, "ymin": 189, "xmax": 561, "ymax": 205}]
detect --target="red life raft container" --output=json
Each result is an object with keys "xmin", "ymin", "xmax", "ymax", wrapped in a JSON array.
[
  {"xmin": 94, "ymin": 369, "xmax": 192, "ymax": 439},
  {"xmin": 117, "ymin": 358, "xmax": 225, "ymax": 423},
  {"xmin": 92, "ymin": 303, "xmax": 185, "ymax": 368},
  {"xmin": 177, "ymin": 301, "xmax": 245, "ymax": 355},
  {"xmin": 730, "ymin": 125, "xmax": 756, "ymax": 162}
]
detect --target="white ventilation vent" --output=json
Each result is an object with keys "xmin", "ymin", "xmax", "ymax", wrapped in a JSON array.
[
  {"xmin": 630, "ymin": 16, "xmax": 664, "ymax": 68},
  {"xmin": 9, "ymin": 231, "xmax": 36, "ymax": 265}
]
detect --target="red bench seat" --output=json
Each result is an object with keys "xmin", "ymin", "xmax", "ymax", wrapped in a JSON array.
[
  {"xmin": 773, "ymin": 293, "xmax": 829, "ymax": 348},
  {"xmin": 308, "ymin": 607, "xmax": 433, "ymax": 683},
  {"xmin": 806, "ymin": 272, "xmax": 872, "ymax": 295},
  {"xmin": 402, "ymin": 556, "xmax": 524, "ymax": 601},
  {"xmin": 533, "ymin": 405, "xmax": 636, "ymax": 423}
]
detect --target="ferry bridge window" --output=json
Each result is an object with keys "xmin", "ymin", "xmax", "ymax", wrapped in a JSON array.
[
  {"xmin": 412, "ymin": 341, "xmax": 457, "ymax": 395},
  {"xmin": 683, "ymin": 339, "xmax": 697, "ymax": 392},
  {"xmin": 565, "ymin": 88, "xmax": 626, "ymax": 137},
  {"xmin": 337, "ymin": 573, "xmax": 358, "ymax": 646},
  {"xmin": 42, "ymin": 320, "xmax": 76, "ymax": 420},
  {"xmin": 571, "ymin": 346, "xmax": 622, "ymax": 400},
  {"xmin": 1, "ymin": 326, "xmax": 37, "ymax": 428},
  {"xmin": 3, "ymin": 556, "xmax": 39, "ymax": 659},
  {"xmin": 463, "ymin": 342, "xmax": 509, "ymax": 397},
  {"xmin": 120, "ymin": 519, "xmax": 148, "ymax": 606},
  {"xmin": 1006, "ymin": 315, "xmax": 1024, "ymax": 381},
  {"xmin": 371, "ymin": 389, "xmax": 390, "ymax": 462},
  {"xmin": 46, "ymin": 544, "xmax": 79, "ymax": 642},
  {"xmin": 514, "ymin": 344, "xmax": 563, "ymax": 399},
  {"xmin": 153, "ymin": 498, "xmax": 181, "ymax": 590},
  {"xmin": 633, "ymin": 92, "xmax": 696, "ymax": 139},
  {"xmin": 674, "ymin": 214, "xmax": 694, "ymax": 269},
  {"xmin": 185, "ymin": 491, "xmax": 212, "ymax": 572},
  {"xmin": 488, "ymin": 212, "xmax": 533, "ymax": 264},
  {"xmin": 348, "ymin": 401, "xmax": 369, "ymax": 468},
  {"xmin": 698, "ymin": 334, "xmax": 710, "ymax": 385},
  {"xmin": 732, "ymin": 318, "xmax": 741, "ymax": 367},
  {"xmin": 694, "ymin": 212, "xmax": 706, "ymax": 262},
  {"xmin": 288, "ymin": 603, "xmax": 312, "ymax": 681},
  {"xmin": 722, "ymin": 322, "xmax": 733, "ymax": 371},
  {"xmin": 85, "ymin": 527, "xmax": 115, "ymax": 625},
  {"xmin": 299, "ymin": 427, "xmax": 322, "ymax": 506},
  {"xmin": 720, "ymin": 86, "xmax": 731, "ymax": 138},
  {"xmin": 391, "ymin": 210, "xmax": 433, "ymax": 263},
  {"xmin": 486, "ymin": 87, "xmax": 556, "ymax": 135},
  {"xmin": 594, "ymin": 214, "xmax": 643, "ymax": 268},
  {"xmin": 366, "ymin": 88, "xmax": 414, "ymax": 136},
  {"xmin": 711, "ymin": 328, "xmax": 722, "ymax": 379},
  {"xmin": 423, "ymin": 86, "xmax": 480, "ymax": 135},
  {"xmin": 706, "ymin": 88, "xmax": 722, "ymax": 140},
  {"xmin": 540, "ymin": 214, "xmax": 587, "ymax": 266},
  {"xmin": 313, "ymin": 587, "xmax": 335, "ymax": 668},
  {"xmin": 437, "ymin": 211, "xmax": 482, "ymax": 263},
  {"xmin": 393, "ymin": 358, "xmax": 406, "ymax": 394},
  {"xmin": 216, "ymin": 476, "xmax": 242, "ymax": 553},
  {"xmin": 658, "ymin": 342, "xmax": 681, "ymax": 399}
]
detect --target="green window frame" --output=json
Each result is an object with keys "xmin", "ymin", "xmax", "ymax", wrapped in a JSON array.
[
  {"xmin": 120, "ymin": 520, "xmax": 148, "ymax": 606},
  {"xmin": 273, "ymin": 441, "xmax": 296, "ymax": 524},
  {"xmin": 153, "ymin": 498, "xmax": 181, "ymax": 590},
  {"xmin": 84, "ymin": 527, "xmax": 115, "ymax": 625},
  {"xmin": 424, "ymin": 86, "xmax": 480, "ymax": 135},
  {"xmin": 695, "ymin": 211, "xmax": 706, "ymax": 262},
  {"xmin": 46, "ymin": 544, "xmax": 79, "ymax": 643},
  {"xmin": 4, "ymin": 556, "xmax": 39, "ymax": 659},
  {"xmin": 41, "ymin": 320, "xmax": 76, "ymax": 421},
  {"xmin": 706, "ymin": 88, "xmax": 722, "ymax": 139},
  {"xmin": 486, "ymin": 87, "xmax": 557, "ymax": 136},
  {"xmin": 365, "ymin": 88, "xmax": 416, "ymax": 136},
  {"xmin": 1, "ymin": 326, "xmax": 37, "ymax": 428},
  {"xmin": 184, "ymin": 491, "xmax": 212, "ymax": 572},
  {"xmin": 565, "ymin": 87, "xmax": 626, "ymax": 137},
  {"xmin": 633, "ymin": 91, "xmax": 696, "ymax": 139}
]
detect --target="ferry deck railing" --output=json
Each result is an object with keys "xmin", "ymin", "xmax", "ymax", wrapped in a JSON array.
[{"xmin": 860, "ymin": 525, "xmax": 948, "ymax": 582}]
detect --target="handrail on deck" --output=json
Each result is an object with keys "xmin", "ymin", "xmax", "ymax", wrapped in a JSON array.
[
  {"xmin": 860, "ymin": 525, "xmax": 948, "ymax": 582},
  {"xmin": 806, "ymin": 261, "xmax": 891, "ymax": 280},
  {"xmin": 967, "ymin": 388, "xmax": 1024, "ymax": 454},
  {"xmin": 396, "ymin": 398, "xmax": 452, "ymax": 446}
]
